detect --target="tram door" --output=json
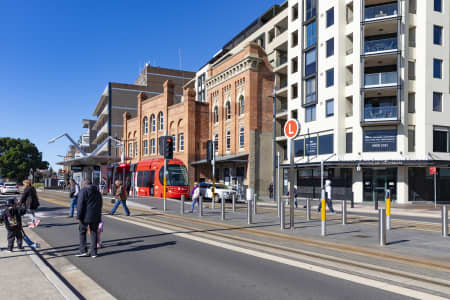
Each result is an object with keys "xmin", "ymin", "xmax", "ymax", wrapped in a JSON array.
[{"xmin": 149, "ymin": 170, "xmax": 155, "ymax": 196}]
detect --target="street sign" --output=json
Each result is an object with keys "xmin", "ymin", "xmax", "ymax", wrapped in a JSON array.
[
  {"xmin": 430, "ymin": 167, "xmax": 437, "ymax": 175},
  {"xmin": 284, "ymin": 119, "xmax": 300, "ymax": 139}
]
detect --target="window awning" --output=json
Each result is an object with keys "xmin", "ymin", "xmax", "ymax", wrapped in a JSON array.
[{"xmin": 281, "ymin": 159, "xmax": 450, "ymax": 168}]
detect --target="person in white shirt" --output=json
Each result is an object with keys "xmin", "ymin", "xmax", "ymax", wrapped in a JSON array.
[{"xmin": 317, "ymin": 179, "xmax": 335, "ymax": 213}]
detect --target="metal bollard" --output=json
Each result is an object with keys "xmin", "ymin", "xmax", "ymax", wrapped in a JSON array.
[
  {"xmin": 221, "ymin": 196, "xmax": 225, "ymax": 221},
  {"xmin": 386, "ymin": 195, "xmax": 391, "ymax": 230},
  {"xmin": 248, "ymin": 199, "xmax": 253, "ymax": 224},
  {"xmin": 163, "ymin": 197, "xmax": 167, "ymax": 212},
  {"xmin": 442, "ymin": 205, "xmax": 448, "ymax": 237},
  {"xmin": 379, "ymin": 209, "xmax": 387, "ymax": 246},
  {"xmin": 341, "ymin": 200, "xmax": 347, "ymax": 225},
  {"xmin": 280, "ymin": 199, "xmax": 285, "ymax": 231},
  {"xmin": 212, "ymin": 195, "xmax": 215, "ymax": 210},
  {"xmin": 253, "ymin": 194, "xmax": 257, "ymax": 215},
  {"xmin": 199, "ymin": 196, "xmax": 203, "ymax": 217},
  {"xmin": 306, "ymin": 198, "xmax": 311, "ymax": 221},
  {"xmin": 232, "ymin": 193, "xmax": 236, "ymax": 213},
  {"xmin": 321, "ymin": 190, "xmax": 326, "ymax": 236},
  {"xmin": 351, "ymin": 191, "xmax": 354, "ymax": 208},
  {"xmin": 180, "ymin": 195, "xmax": 185, "ymax": 215}
]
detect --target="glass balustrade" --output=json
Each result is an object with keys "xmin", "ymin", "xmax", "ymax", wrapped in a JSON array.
[
  {"xmin": 364, "ymin": 71, "xmax": 397, "ymax": 87},
  {"xmin": 365, "ymin": 37, "xmax": 397, "ymax": 53},
  {"xmin": 364, "ymin": 106, "xmax": 398, "ymax": 120},
  {"xmin": 365, "ymin": 2, "xmax": 398, "ymax": 20}
]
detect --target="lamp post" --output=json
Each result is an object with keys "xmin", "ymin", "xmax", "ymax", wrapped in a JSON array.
[{"xmin": 270, "ymin": 88, "xmax": 277, "ymax": 203}]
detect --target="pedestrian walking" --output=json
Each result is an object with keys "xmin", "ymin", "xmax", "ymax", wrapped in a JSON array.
[
  {"xmin": 2, "ymin": 198, "xmax": 27, "ymax": 252},
  {"xmin": 76, "ymin": 180, "xmax": 103, "ymax": 258},
  {"xmin": 317, "ymin": 179, "xmax": 335, "ymax": 213},
  {"xmin": 19, "ymin": 180, "xmax": 40, "ymax": 228},
  {"xmin": 287, "ymin": 185, "xmax": 298, "ymax": 208},
  {"xmin": 109, "ymin": 180, "xmax": 130, "ymax": 216},
  {"xmin": 268, "ymin": 183, "xmax": 274, "ymax": 200},
  {"xmin": 68, "ymin": 179, "xmax": 80, "ymax": 218},
  {"xmin": 189, "ymin": 182, "xmax": 200, "ymax": 213}
]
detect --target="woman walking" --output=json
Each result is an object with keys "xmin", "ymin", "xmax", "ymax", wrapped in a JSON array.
[
  {"xmin": 189, "ymin": 182, "xmax": 200, "ymax": 213},
  {"xmin": 19, "ymin": 180, "xmax": 40, "ymax": 228},
  {"xmin": 110, "ymin": 180, "xmax": 130, "ymax": 216}
]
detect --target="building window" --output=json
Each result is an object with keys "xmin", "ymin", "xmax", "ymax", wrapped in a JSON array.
[
  {"xmin": 318, "ymin": 134, "xmax": 334, "ymax": 155},
  {"xmin": 326, "ymin": 99, "xmax": 334, "ymax": 117},
  {"xmin": 239, "ymin": 95, "xmax": 245, "ymax": 115},
  {"xmin": 433, "ymin": 127, "xmax": 449, "ymax": 152},
  {"xmin": 305, "ymin": 0, "xmax": 317, "ymax": 20},
  {"xmin": 409, "ymin": 27, "xmax": 416, "ymax": 47},
  {"xmin": 305, "ymin": 48, "xmax": 316, "ymax": 76},
  {"xmin": 408, "ymin": 93, "xmax": 415, "ymax": 113},
  {"xmin": 197, "ymin": 73, "xmax": 206, "ymax": 102},
  {"xmin": 408, "ymin": 126, "xmax": 415, "ymax": 152},
  {"xmin": 346, "ymin": 132, "xmax": 353, "ymax": 153},
  {"xmin": 225, "ymin": 101, "xmax": 231, "ymax": 120},
  {"xmin": 291, "ymin": 57, "xmax": 298, "ymax": 73},
  {"xmin": 143, "ymin": 140, "xmax": 148, "ymax": 155},
  {"xmin": 150, "ymin": 114, "xmax": 156, "ymax": 132},
  {"xmin": 409, "ymin": 0, "xmax": 417, "ymax": 14},
  {"xmin": 434, "ymin": 25, "xmax": 443, "ymax": 45},
  {"xmin": 239, "ymin": 127, "xmax": 245, "ymax": 149},
  {"xmin": 434, "ymin": 0, "xmax": 442, "ymax": 12},
  {"xmin": 326, "ymin": 38, "xmax": 334, "ymax": 57},
  {"xmin": 214, "ymin": 134, "xmax": 219, "ymax": 152},
  {"xmin": 305, "ymin": 105, "xmax": 316, "ymax": 122},
  {"xmin": 291, "ymin": 84, "xmax": 298, "ymax": 99},
  {"xmin": 305, "ymin": 21, "xmax": 317, "ymax": 48},
  {"xmin": 326, "ymin": 68, "xmax": 334, "ymax": 87},
  {"xmin": 151, "ymin": 139, "xmax": 155, "ymax": 154},
  {"xmin": 213, "ymin": 106, "xmax": 219, "ymax": 123},
  {"xmin": 326, "ymin": 7, "xmax": 334, "ymax": 27},
  {"xmin": 128, "ymin": 143, "xmax": 133, "ymax": 157},
  {"xmin": 433, "ymin": 59, "xmax": 442, "ymax": 78},
  {"xmin": 305, "ymin": 77, "xmax": 316, "ymax": 104},
  {"xmin": 134, "ymin": 142, "xmax": 138, "ymax": 157},
  {"xmin": 408, "ymin": 61, "xmax": 416, "ymax": 80},
  {"xmin": 226, "ymin": 130, "xmax": 231, "ymax": 152},
  {"xmin": 178, "ymin": 133, "xmax": 184, "ymax": 151},
  {"xmin": 158, "ymin": 112, "xmax": 164, "ymax": 131},
  {"xmin": 291, "ymin": 31, "xmax": 298, "ymax": 47},
  {"xmin": 433, "ymin": 92, "xmax": 442, "ymax": 112},
  {"xmin": 171, "ymin": 135, "xmax": 176, "ymax": 153},
  {"xmin": 292, "ymin": 3, "xmax": 298, "ymax": 20},
  {"xmin": 143, "ymin": 117, "xmax": 148, "ymax": 135}
]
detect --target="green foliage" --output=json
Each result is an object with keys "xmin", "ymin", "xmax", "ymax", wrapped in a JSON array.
[{"xmin": 0, "ymin": 137, "xmax": 49, "ymax": 181}]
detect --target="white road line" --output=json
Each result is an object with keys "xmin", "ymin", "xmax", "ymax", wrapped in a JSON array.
[{"xmin": 108, "ymin": 215, "xmax": 448, "ymax": 300}]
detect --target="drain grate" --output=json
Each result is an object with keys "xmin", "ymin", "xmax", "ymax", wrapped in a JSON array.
[{"xmin": 353, "ymin": 234, "xmax": 370, "ymax": 238}]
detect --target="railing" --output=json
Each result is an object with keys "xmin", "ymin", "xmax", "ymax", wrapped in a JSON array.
[
  {"xmin": 365, "ymin": 37, "xmax": 397, "ymax": 53},
  {"xmin": 364, "ymin": 71, "xmax": 397, "ymax": 87},
  {"xmin": 365, "ymin": 3, "xmax": 398, "ymax": 20},
  {"xmin": 276, "ymin": 55, "xmax": 288, "ymax": 68},
  {"xmin": 364, "ymin": 106, "xmax": 398, "ymax": 120}
]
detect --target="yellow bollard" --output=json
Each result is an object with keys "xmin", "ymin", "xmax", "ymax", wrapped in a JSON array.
[
  {"xmin": 386, "ymin": 197, "xmax": 391, "ymax": 230},
  {"xmin": 321, "ymin": 198, "xmax": 326, "ymax": 236}
]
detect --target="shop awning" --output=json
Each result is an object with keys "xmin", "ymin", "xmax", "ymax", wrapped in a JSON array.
[
  {"xmin": 281, "ymin": 159, "xmax": 450, "ymax": 168},
  {"xmin": 56, "ymin": 155, "xmax": 124, "ymax": 167},
  {"xmin": 190, "ymin": 153, "xmax": 249, "ymax": 166}
]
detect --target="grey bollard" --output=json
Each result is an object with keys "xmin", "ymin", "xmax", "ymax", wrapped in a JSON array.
[
  {"xmin": 379, "ymin": 209, "xmax": 387, "ymax": 246},
  {"xmin": 253, "ymin": 194, "xmax": 257, "ymax": 215},
  {"xmin": 280, "ymin": 199, "xmax": 285, "ymax": 231},
  {"xmin": 232, "ymin": 193, "xmax": 236, "ymax": 213},
  {"xmin": 442, "ymin": 205, "xmax": 448, "ymax": 237},
  {"xmin": 221, "ymin": 196, "xmax": 225, "ymax": 221},
  {"xmin": 306, "ymin": 198, "xmax": 311, "ymax": 221},
  {"xmin": 212, "ymin": 194, "xmax": 216, "ymax": 210},
  {"xmin": 199, "ymin": 196, "xmax": 203, "ymax": 217},
  {"xmin": 341, "ymin": 200, "xmax": 347, "ymax": 225},
  {"xmin": 248, "ymin": 199, "xmax": 253, "ymax": 224},
  {"xmin": 181, "ymin": 195, "xmax": 185, "ymax": 215}
]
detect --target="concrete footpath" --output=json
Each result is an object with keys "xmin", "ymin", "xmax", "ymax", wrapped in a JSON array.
[{"xmin": 0, "ymin": 225, "xmax": 77, "ymax": 300}]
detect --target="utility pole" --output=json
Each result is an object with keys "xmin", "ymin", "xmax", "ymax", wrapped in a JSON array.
[{"xmin": 272, "ymin": 88, "xmax": 277, "ymax": 203}]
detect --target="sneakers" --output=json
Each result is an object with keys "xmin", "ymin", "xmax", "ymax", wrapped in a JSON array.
[
  {"xmin": 91, "ymin": 255, "xmax": 98, "ymax": 258},
  {"xmin": 35, "ymin": 219, "xmax": 41, "ymax": 227},
  {"xmin": 67, "ymin": 215, "xmax": 73, "ymax": 218},
  {"xmin": 28, "ymin": 224, "xmax": 35, "ymax": 229},
  {"xmin": 75, "ymin": 253, "xmax": 89, "ymax": 257},
  {"xmin": 18, "ymin": 247, "xmax": 25, "ymax": 251},
  {"xmin": 7, "ymin": 249, "xmax": 12, "ymax": 253}
]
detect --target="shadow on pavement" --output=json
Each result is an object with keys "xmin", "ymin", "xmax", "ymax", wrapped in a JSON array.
[
  {"xmin": 99, "ymin": 241, "xmax": 176, "ymax": 257},
  {"xmin": 387, "ymin": 239, "xmax": 410, "ymax": 246}
]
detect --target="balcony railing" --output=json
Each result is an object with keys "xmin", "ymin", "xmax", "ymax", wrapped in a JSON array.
[
  {"xmin": 276, "ymin": 55, "xmax": 288, "ymax": 68},
  {"xmin": 276, "ymin": 81, "xmax": 288, "ymax": 91},
  {"xmin": 364, "ymin": 71, "xmax": 397, "ymax": 87},
  {"xmin": 365, "ymin": 3, "xmax": 398, "ymax": 20},
  {"xmin": 277, "ymin": 102, "xmax": 288, "ymax": 114},
  {"xmin": 364, "ymin": 106, "xmax": 398, "ymax": 120},
  {"xmin": 365, "ymin": 37, "xmax": 397, "ymax": 53}
]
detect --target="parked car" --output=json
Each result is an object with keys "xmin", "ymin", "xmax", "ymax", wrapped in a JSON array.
[
  {"xmin": 1, "ymin": 182, "xmax": 19, "ymax": 194},
  {"xmin": 200, "ymin": 183, "xmax": 237, "ymax": 201}
]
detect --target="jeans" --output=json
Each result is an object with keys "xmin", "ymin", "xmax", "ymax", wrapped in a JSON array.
[
  {"xmin": 26, "ymin": 209, "xmax": 37, "ymax": 224},
  {"xmin": 79, "ymin": 222, "xmax": 99, "ymax": 256},
  {"xmin": 317, "ymin": 197, "xmax": 335, "ymax": 213},
  {"xmin": 69, "ymin": 197, "xmax": 78, "ymax": 217},
  {"xmin": 190, "ymin": 197, "xmax": 199, "ymax": 212},
  {"xmin": 110, "ymin": 199, "xmax": 130, "ymax": 216},
  {"xmin": 7, "ymin": 229, "xmax": 23, "ymax": 250}
]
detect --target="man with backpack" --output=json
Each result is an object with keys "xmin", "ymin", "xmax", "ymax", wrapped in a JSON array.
[{"xmin": 68, "ymin": 178, "xmax": 80, "ymax": 218}]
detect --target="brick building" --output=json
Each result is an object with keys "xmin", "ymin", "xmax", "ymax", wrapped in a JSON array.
[{"xmin": 123, "ymin": 80, "xmax": 209, "ymax": 189}]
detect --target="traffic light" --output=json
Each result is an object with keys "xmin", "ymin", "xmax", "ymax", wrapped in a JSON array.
[
  {"xmin": 206, "ymin": 140, "xmax": 213, "ymax": 163},
  {"xmin": 164, "ymin": 136, "xmax": 173, "ymax": 159}
]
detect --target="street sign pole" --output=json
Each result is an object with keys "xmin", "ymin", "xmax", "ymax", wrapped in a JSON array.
[
  {"xmin": 212, "ymin": 142, "xmax": 215, "ymax": 210},
  {"xmin": 434, "ymin": 172, "xmax": 437, "ymax": 209}
]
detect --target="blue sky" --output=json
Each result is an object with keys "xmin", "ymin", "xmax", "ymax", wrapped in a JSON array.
[{"xmin": 0, "ymin": 0, "xmax": 281, "ymax": 169}]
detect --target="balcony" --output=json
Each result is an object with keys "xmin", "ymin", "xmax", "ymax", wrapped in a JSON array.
[
  {"xmin": 364, "ymin": 106, "xmax": 398, "ymax": 120},
  {"xmin": 364, "ymin": 71, "xmax": 397, "ymax": 88},
  {"xmin": 365, "ymin": 2, "xmax": 398, "ymax": 21},
  {"xmin": 365, "ymin": 37, "xmax": 397, "ymax": 54}
]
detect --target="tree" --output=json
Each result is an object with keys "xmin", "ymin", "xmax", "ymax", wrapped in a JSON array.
[{"xmin": 0, "ymin": 138, "xmax": 49, "ymax": 181}]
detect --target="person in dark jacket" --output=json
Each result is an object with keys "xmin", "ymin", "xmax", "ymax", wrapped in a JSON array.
[
  {"xmin": 19, "ymin": 180, "xmax": 40, "ymax": 228},
  {"xmin": 2, "ymin": 198, "xmax": 27, "ymax": 252},
  {"xmin": 76, "ymin": 180, "xmax": 103, "ymax": 258},
  {"xmin": 109, "ymin": 180, "xmax": 130, "ymax": 216}
]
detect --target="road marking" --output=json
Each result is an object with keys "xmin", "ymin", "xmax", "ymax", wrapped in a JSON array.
[{"xmin": 108, "ymin": 215, "xmax": 448, "ymax": 300}]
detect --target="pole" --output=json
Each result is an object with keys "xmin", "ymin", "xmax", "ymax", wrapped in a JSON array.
[
  {"xmin": 163, "ymin": 158, "xmax": 167, "ymax": 212},
  {"xmin": 321, "ymin": 190, "xmax": 326, "ymax": 236},
  {"xmin": 180, "ymin": 195, "xmax": 185, "ymax": 215},
  {"xmin": 212, "ymin": 143, "xmax": 216, "ymax": 210},
  {"xmin": 199, "ymin": 196, "xmax": 203, "ymax": 217},
  {"xmin": 232, "ymin": 193, "xmax": 236, "ymax": 213},
  {"xmin": 379, "ymin": 208, "xmax": 387, "ymax": 246},
  {"xmin": 272, "ymin": 88, "xmax": 277, "ymax": 204},
  {"xmin": 306, "ymin": 198, "xmax": 311, "ymax": 221},
  {"xmin": 277, "ymin": 152, "xmax": 281, "ymax": 217},
  {"xmin": 386, "ymin": 190, "xmax": 391, "ymax": 230},
  {"xmin": 434, "ymin": 172, "xmax": 437, "ymax": 208},
  {"xmin": 442, "ymin": 205, "xmax": 448, "ymax": 237},
  {"xmin": 341, "ymin": 200, "xmax": 347, "ymax": 225},
  {"xmin": 280, "ymin": 199, "xmax": 285, "ymax": 231},
  {"xmin": 289, "ymin": 139, "xmax": 295, "ymax": 230},
  {"xmin": 221, "ymin": 195, "xmax": 225, "ymax": 221},
  {"xmin": 248, "ymin": 198, "xmax": 253, "ymax": 225},
  {"xmin": 253, "ymin": 194, "xmax": 257, "ymax": 215}
]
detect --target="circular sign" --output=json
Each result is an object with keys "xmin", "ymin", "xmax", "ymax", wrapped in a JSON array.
[{"xmin": 284, "ymin": 119, "xmax": 301, "ymax": 139}]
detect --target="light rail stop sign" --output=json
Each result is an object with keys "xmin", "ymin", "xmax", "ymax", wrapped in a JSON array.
[{"xmin": 284, "ymin": 119, "xmax": 300, "ymax": 139}]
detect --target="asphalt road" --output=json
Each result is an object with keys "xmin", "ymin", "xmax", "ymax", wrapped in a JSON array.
[{"xmin": 29, "ymin": 199, "xmax": 412, "ymax": 300}]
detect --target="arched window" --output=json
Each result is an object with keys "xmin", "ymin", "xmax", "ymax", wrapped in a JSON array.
[
  {"xmin": 150, "ymin": 139, "xmax": 156, "ymax": 154},
  {"xmin": 213, "ymin": 106, "xmax": 219, "ymax": 123},
  {"xmin": 225, "ymin": 102, "xmax": 231, "ymax": 120},
  {"xmin": 150, "ymin": 114, "xmax": 156, "ymax": 132},
  {"xmin": 239, "ymin": 127, "xmax": 245, "ymax": 149},
  {"xmin": 226, "ymin": 129, "xmax": 231, "ymax": 151},
  {"xmin": 239, "ymin": 95, "xmax": 245, "ymax": 115},
  {"xmin": 143, "ymin": 117, "xmax": 148, "ymax": 134},
  {"xmin": 158, "ymin": 112, "xmax": 164, "ymax": 131},
  {"xmin": 143, "ymin": 140, "xmax": 148, "ymax": 155}
]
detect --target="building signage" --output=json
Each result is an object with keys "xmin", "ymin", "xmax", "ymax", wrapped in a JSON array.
[
  {"xmin": 284, "ymin": 119, "xmax": 301, "ymax": 139},
  {"xmin": 363, "ymin": 129, "xmax": 397, "ymax": 152},
  {"xmin": 305, "ymin": 137, "xmax": 317, "ymax": 156},
  {"xmin": 71, "ymin": 165, "xmax": 83, "ymax": 172}
]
